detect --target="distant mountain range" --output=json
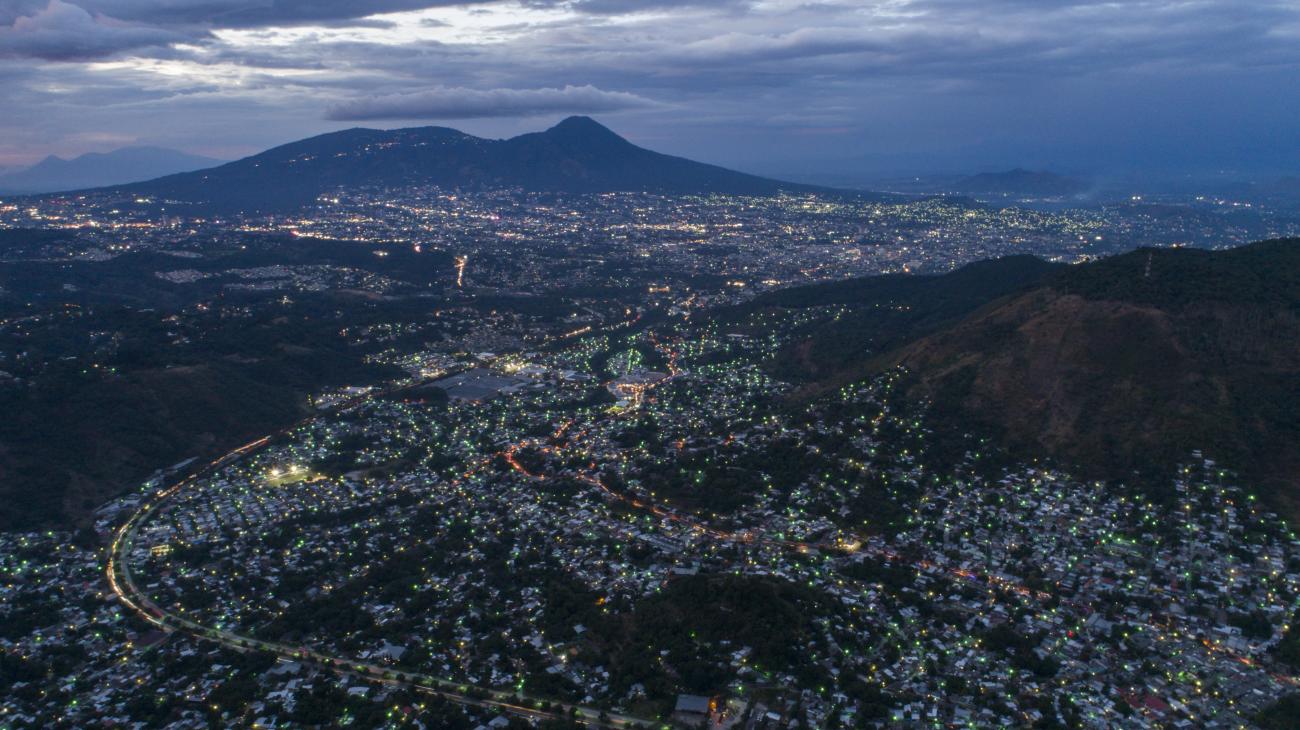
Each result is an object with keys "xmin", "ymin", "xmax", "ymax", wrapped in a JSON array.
[
  {"xmin": 77, "ymin": 117, "xmax": 832, "ymax": 213},
  {"xmin": 872, "ymin": 168, "xmax": 1089, "ymax": 199},
  {"xmin": 946, "ymin": 168, "xmax": 1088, "ymax": 198},
  {"xmin": 0, "ymin": 146, "xmax": 223, "ymax": 195},
  {"xmin": 758, "ymin": 239, "xmax": 1300, "ymax": 518}
]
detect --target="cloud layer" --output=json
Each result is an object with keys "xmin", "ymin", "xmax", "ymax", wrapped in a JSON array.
[
  {"xmin": 326, "ymin": 84, "xmax": 659, "ymax": 121},
  {"xmin": 0, "ymin": 0, "xmax": 193, "ymax": 60},
  {"xmin": 0, "ymin": 0, "xmax": 470, "ymax": 29},
  {"xmin": 1, "ymin": 0, "xmax": 1298, "ymax": 176}
]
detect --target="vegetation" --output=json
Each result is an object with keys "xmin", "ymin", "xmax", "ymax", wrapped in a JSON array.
[
  {"xmin": 720, "ymin": 254, "xmax": 1062, "ymax": 382},
  {"xmin": 589, "ymin": 574, "xmax": 839, "ymax": 700},
  {"xmin": 1274, "ymin": 622, "xmax": 1300, "ymax": 671},
  {"xmin": 0, "ymin": 237, "xmax": 448, "ymax": 527},
  {"xmin": 759, "ymin": 238, "xmax": 1300, "ymax": 518},
  {"xmin": 1256, "ymin": 693, "xmax": 1300, "ymax": 730},
  {"xmin": 1055, "ymin": 239, "xmax": 1300, "ymax": 309}
]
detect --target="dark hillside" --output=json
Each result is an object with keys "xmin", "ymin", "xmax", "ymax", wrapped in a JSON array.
[
  {"xmin": 0, "ymin": 298, "xmax": 402, "ymax": 529},
  {"xmin": 758, "ymin": 239, "xmax": 1300, "ymax": 516},
  {"xmin": 730, "ymin": 255, "xmax": 1064, "ymax": 382},
  {"xmin": 888, "ymin": 240, "xmax": 1300, "ymax": 515}
]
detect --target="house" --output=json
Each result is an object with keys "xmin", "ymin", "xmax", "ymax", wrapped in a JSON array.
[{"xmin": 674, "ymin": 694, "xmax": 714, "ymax": 725}]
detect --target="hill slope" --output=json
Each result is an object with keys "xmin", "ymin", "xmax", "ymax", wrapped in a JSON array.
[
  {"xmin": 87, "ymin": 117, "xmax": 828, "ymax": 213},
  {"xmin": 735, "ymin": 255, "xmax": 1066, "ymax": 383},
  {"xmin": 0, "ymin": 147, "xmax": 222, "ymax": 194},
  {"xmin": 888, "ymin": 240, "xmax": 1300, "ymax": 512}
]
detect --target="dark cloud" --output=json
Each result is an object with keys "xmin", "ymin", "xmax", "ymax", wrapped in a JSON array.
[
  {"xmin": 2, "ymin": 0, "xmax": 1300, "ymax": 175},
  {"xmin": 0, "ymin": 0, "xmax": 749, "ymax": 30},
  {"xmin": 0, "ymin": 1, "xmax": 57, "ymax": 25},
  {"xmin": 0, "ymin": 0, "xmax": 194, "ymax": 60},
  {"xmin": 46, "ymin": 1, "xmax": 476, "ymax": 29},
  {"xmin": 527, "ymin": 0, "xmax": 752, "ymax": 14},
  {"xmin": 326, "ymin": 84, "xmax": 658, "ymax": 121}
]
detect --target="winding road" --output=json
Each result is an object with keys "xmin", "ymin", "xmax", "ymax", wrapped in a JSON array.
[
  {"xmin": 105, "ymin": 429, "xmax": 660, "ymax": 729},
  {"xmin": 105, "ymin": 319, "xmax": 664, "ymax": 729}
]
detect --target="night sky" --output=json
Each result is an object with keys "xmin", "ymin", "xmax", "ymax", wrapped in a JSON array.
[{"xmin": 2, "ymin": 0, "xmax": 1298, "ymax": 181}]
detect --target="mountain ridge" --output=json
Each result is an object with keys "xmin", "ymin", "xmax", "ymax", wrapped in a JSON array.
[
  {"xmin": 947, "ymin": 168, "xmax": 1088, "ymax": 198},
  {"xmin": 890, "ymin": 240, "xmax": 1300, "ymax": 514},
  {"xmin": 757, "ymin": 239, "xmax": 1300, "ymax": 516},
  {"xmin": 0, "ymin": 146, "xmax": 223, "ymax": 195},
  {"xmin": 58, "ymin": 117, "xmax": 840, "ymax": 213}
]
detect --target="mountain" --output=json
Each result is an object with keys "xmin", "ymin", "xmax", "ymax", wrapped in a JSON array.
[
  {"xmin": 1270, "ymin": 175, "xmax": 1300, "ymax": 193},
  {"xmin": 760, "ymin": 239, "xmax": 1300, "ymax": 515},
  {"xmin": 731, "ymin": 255, "xmax": 1066, "ymax": 383},
  {"xmin": 859, "ymin": 169, "xmax": 1089, "ymax": 200},
  {"xmin": 90, "ymin": 117, "xmax": 832, "ymax": 213},
  {"xmin": 0, "ymin": 146, "xmax": 223, "ymax": 195},
  {"xmin": 889, "ymin": 240, "xmax": 1300, "ymax": 514},
  {"xmin": 946, "ymin": 169, "xmax": 1087, "ymax": 198},
  {"xmin": 1253, "ymin": 176, "xmax": 1300, "ymax": 210}
]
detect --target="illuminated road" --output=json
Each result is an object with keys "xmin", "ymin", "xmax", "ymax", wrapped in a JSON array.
[
  {"xmin": 105, "ymin": 319, "xmax": 662, "ymax": 729},
  {"xmin": 106, "ymin": 430, "xmax": 659, "ymax": 729},
  {"xmin": 106, "ymin": 322, "xmax": 1294, "ymax": 727}
]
